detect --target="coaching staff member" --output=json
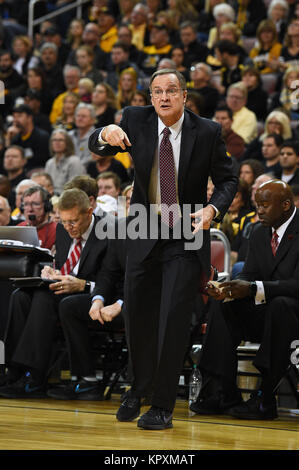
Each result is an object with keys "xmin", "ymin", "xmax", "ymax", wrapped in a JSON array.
[{"xmin": 89, "ymin": 69, "xmax": 238, "ymax": 430}]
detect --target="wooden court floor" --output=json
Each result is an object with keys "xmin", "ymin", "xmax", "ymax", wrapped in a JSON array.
[{"xmin": 0, "ymin": 395, "xmax": 298, "ymax": 451}]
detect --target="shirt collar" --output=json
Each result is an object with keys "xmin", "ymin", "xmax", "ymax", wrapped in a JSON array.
[
  {"xmin": 158, "ymin": 112, "xmax": 184, "ymax": 140},
  {"xmin": 80, "ymin": 214, "xmax": 94, "ymax": 243},
  {"xmin": 273, "ymin": 207, "xmax": 297, "ymax": 240}
]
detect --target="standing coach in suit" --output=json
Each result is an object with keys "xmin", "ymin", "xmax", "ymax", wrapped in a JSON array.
[
  {"xmin": 0, "ymin": 189, "xmax": 107, "ymax": 397},
  {"xmin": 192, "ymin": 180, "xmax": 299, "ymax": 420},
  {"xmin": 88, "ymin": 69, "xmax": 238, "ymax": 429}
]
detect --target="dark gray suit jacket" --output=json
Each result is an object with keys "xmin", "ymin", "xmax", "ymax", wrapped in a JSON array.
[{"xmin": 89, "ymin": 106, "xmax": 238, "ymax": 273}]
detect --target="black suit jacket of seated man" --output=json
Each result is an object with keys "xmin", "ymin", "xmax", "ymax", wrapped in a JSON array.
[
  {"xmin": 199, "ymin": 208, "xmax": 299, "ymax": 400},
  {"xmin": 4, "ymin": 214, "xmax": 107, "ymax": 378}
]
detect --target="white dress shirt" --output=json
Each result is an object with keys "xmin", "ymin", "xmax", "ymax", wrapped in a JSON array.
[{"xmin": 65, "ymin": 215, "xmax": 95, "ymax": 291}]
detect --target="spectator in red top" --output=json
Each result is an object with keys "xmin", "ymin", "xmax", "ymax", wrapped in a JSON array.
[{"xmin": 18, "ymin": 186, "xmax": 56, "ymax": 251}]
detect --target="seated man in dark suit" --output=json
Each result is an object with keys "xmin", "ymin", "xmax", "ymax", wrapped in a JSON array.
[
  {"xmin": 47, "ymin": 217, "xmax": 127, "ymax": 400},
  {"xmin": 191, "ymin": 179, "xmax": 299, "ymax": 419},
  {"xmin": 0, "ymin": 188, "xmax": 107, "ymax": 397}
]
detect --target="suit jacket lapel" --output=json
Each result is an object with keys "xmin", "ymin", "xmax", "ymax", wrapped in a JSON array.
[
  {"xmin": 77, "ymin": 221, "xmax": 97, "ymax": 273},
  {"xmin": 178, "ymin": 111, "xmax": 196, "ymax": 200},
  {"xmin": 271, "ymin": 211, "xmax": 299, "ymax": 271},
  {"xmin": 60, "ymin": 230, "xmax": 73, "ymax": 267},
  {"xmin": 140, "ymin": 112, "xmax": 158, "ymax": 188}
]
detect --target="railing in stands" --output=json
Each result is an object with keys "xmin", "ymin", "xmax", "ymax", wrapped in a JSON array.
[{"xmin": 28, "ymin": 0, "xmax": 90, "ymax": 38}]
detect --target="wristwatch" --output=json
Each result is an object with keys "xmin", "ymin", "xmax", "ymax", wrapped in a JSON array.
[
  {"xmin": 250, "ymin": 281, "xmax": 257, "ymax": 297},
  {"xmin": 85, "ymin": 281, "xmax": 91, "ymax": 292}
]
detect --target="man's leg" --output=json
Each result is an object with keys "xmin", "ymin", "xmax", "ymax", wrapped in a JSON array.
[
  {"xmin": 1, "ymin": 288, "xmax": 33, "ymax": 384},
  {"xmin": 47, "ymin": 294, "xmax": 105, "ymax": 400},
  {"xmin": 229, "ymin": 296, "xmax": 299, "ymax": 419}
]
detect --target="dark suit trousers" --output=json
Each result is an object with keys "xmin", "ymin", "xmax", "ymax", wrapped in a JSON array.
[
  {"xmin": 5, "ymin": 287, "xmax": 64, "ymax": 374},
  {"xmin": 58, "ymin": 294, "xmax": 124, "ymax": 377},
  {"xmin": 125, "ymin": 238, "xmax": 202, "ymax": 411},
  {"xmin": 199, "ymin": 296, "xmax": 299, "ymax": 395}
]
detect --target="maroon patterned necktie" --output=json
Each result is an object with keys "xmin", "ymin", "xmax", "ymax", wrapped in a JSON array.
[
  {"xmin": 159, "ymin": 127, "xmax": 180, "ymax": 227},
  {"xmin": 60, "ymin": 238, "xmax": 82, "ymax": 275},
  {"xmin": 271, "ymin": 230, "xmax": 279, "ymax": 256}
]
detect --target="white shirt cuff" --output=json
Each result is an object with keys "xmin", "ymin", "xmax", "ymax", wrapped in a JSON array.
[
  {"xmin": 255, "ymin": 281, "xmax": 266, "ymax": 305},
  {"xmin": 98, "ymin": 129, "xmax": 107, "ymax": 145}
]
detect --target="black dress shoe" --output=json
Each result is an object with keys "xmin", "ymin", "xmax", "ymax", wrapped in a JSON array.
[
  {"xmin": 116, "ymin": 393, "xmax": 141, "ymax": 422},
  {"xmin": 190, "ymin": 393, "xmax": 242, "ymax": 415},
  {"xmin": 47, "ymin": 379, "xmax": 104, "ymax": 400},
  {"xmin": 0, "ymin": 368, "xmax": 22, "ymax": 387},
  {"xmin": 0, "ymin": 372, "xmax": 46, "ymax": 399},
  {"xmin": 228, "ymin": 393, "xmax": 278, "ymax": 420},
  {"xmin": 137, "ymin": 406, "xmax": 173, "ymax": 430},
  {"xmin": 190, "ymin": 395, "xmax": 225, "ymax": 415}
]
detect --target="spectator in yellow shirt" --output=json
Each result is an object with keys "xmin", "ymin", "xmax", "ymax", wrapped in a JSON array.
[
  {"xmin": 249, "ymin": 19, "xmax": 282, "ymax": 74},
  {"xmin": 49, "ymin": 65, "xmax": 80, "ymax": 124},
  {"xmin": 97, "ymin": 6, "xmax": 119, "ymax": 53}
]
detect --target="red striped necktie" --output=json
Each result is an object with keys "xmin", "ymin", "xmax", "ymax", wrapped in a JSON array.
[
  {"xmin": 271, "ymin": 230, "xmax": 279, "ymax": 256},
  {"xmin": 60, "ymin": 238, "xmax": 82, "ymax": 275}
]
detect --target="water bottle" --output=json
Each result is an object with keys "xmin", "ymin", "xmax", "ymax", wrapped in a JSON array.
[{"xmin": 189, "ymin": 364, "xmax": 202, "ymax": 406}]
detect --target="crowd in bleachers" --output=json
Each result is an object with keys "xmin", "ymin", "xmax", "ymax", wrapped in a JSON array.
[{"xmin": 0, "ymin": 0, "xmax": 298, "ymax": 260}]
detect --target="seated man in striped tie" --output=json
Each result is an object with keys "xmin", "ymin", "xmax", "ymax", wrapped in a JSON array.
[
  {"xmin": 0, "ymin": 188, "xmax": 108, "ymax": 398},
  {"xmin": 191, "ymin": 179, "xmax": 299, "ymax": 420}
]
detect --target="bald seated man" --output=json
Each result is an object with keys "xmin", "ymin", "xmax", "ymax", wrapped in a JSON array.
[{"xmin": 192, "ymin": 180, "xmax": 299, "ymax": 420}]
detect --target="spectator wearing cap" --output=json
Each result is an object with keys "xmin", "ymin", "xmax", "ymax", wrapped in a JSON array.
[
  {"xmin": 42, "ymin": 26, "xmax": 71, "ymax": 67},
  {"xmin": 142, "ymin": 23, "xmax": 172, "ymax": 76},
  {"xmin": 214, "ymin": 40, "xmax": 244, "ymax": 96},
  {"xmin": 6, "ymin": 104, "xmax": 50, "ymax": 171},
  {"xmin": 97, "ymin": 6, "xmax": 119, "ymax": 53},
  {"xmin": 0, "ymin": 50, "xmax": 26, "ymax": 116},
  {"xmin": 24, "ymin": 89, "xmax": 52, "ymax": 134}
]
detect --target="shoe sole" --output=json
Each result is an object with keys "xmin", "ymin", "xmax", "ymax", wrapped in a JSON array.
[
  {"xmin": 137, "ymin": 421, "xmax": 173, "ymax": 430},
  {"xmin": 47, "ymin": 394, "xmax": 104, "ymax": 401},
  {"xmin": 189, "ymin": 406, "xmax": 222, "ymax": 415},
  {"xmin": 228, "ymin": 413, "xmax": 278, "ymax": 420},
  {"xmin": 0, "ymin": 392, "xmax": 46, "ymax": 399},
  {"xmin": 116, "ymin": 410, "xmax": 140, "ymax": 422}
]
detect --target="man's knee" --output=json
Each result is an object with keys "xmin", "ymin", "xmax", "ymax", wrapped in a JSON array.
[{"xmin": 58, "ymin": 296, "xmax": 78, "ymax": 323}]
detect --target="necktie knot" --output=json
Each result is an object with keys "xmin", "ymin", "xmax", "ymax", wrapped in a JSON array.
[{"xmin": 162, "ymin": 127, "xmax": 171, "ymax": 138}]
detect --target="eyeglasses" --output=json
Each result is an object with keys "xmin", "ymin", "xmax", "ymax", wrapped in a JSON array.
[
  {"xmin": 151, "ymin": 88, "xmax": 182, "ymax": 98},
  {"xmin": 23, "ymin": 202, "xmax": 43, "ymax": 208},
  {"xmin": 227, "ymin": 95, "xmax": 244, "ymax": 100},
  {"xmin": 60, "ymin": 218, "xmax": 80, "ymax": 227},
  {"xmin": 190, "ymin": 66, "xmax": 203, "ymax": 72},
  {"xmin": 52, "ymin": 138, "xmax": 65, "ymax": 142}
]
